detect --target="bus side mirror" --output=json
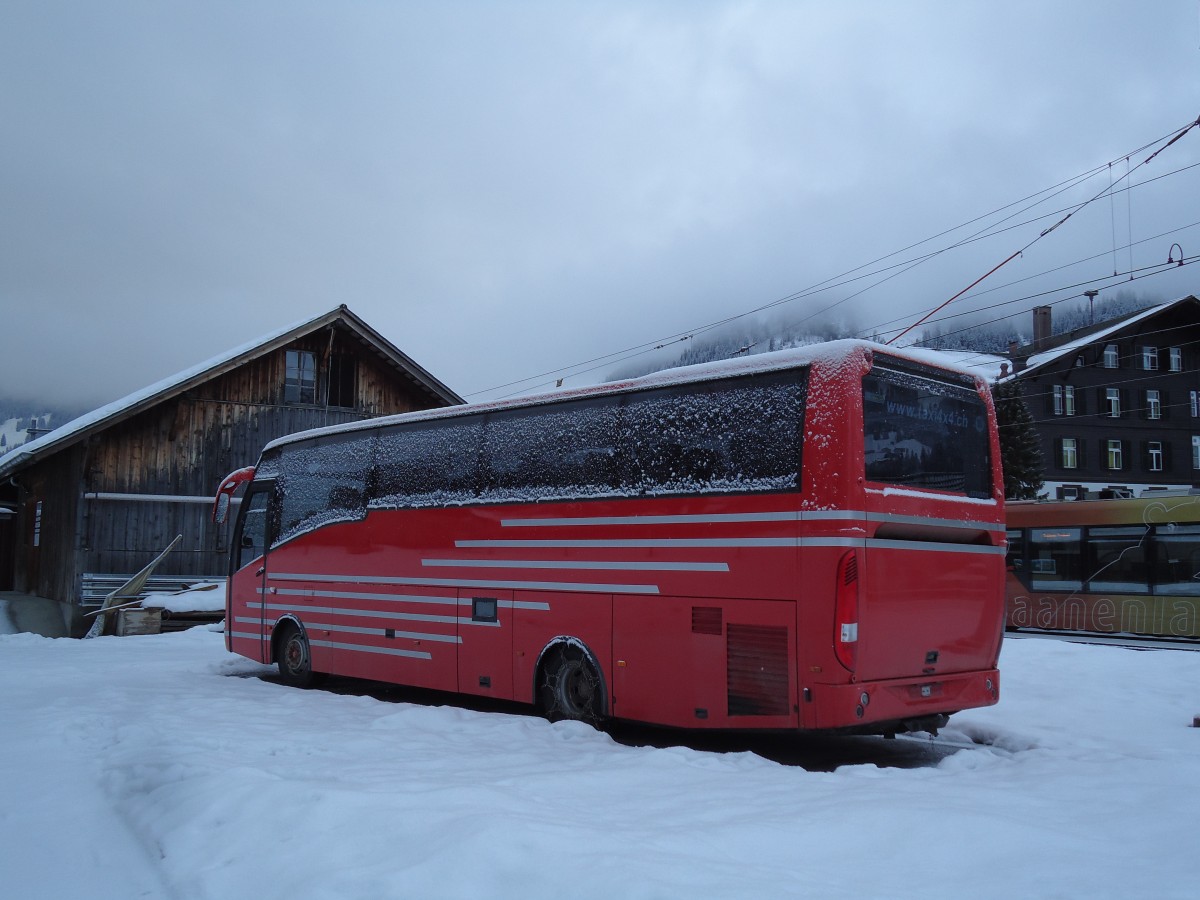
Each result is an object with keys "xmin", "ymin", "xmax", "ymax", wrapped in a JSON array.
[{"xmin": 212, "ymin": 465, "xmax": 257, "ymax": 525}]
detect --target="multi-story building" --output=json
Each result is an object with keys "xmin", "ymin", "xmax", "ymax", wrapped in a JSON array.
[{"xmin": 1003, "ymin": 294, "xmax": 1200, "ymax": 499}]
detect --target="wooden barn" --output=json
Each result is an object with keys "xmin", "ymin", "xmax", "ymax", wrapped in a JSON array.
[{"xmin": 0, "ymin": 305, "xmax": 462, "ymax": 635}]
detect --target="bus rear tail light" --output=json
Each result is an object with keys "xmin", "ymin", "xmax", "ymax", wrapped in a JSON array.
[{"xmin": 834, "ymin": 549, "xmax": 860, "ymax": 672}]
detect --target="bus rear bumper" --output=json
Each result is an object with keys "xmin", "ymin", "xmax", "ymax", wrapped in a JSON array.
[{"xmin": 805, "ymin": 668, "xmax": 1000, "ymax": 734}]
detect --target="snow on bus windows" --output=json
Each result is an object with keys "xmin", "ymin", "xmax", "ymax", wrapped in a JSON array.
[
  {"xmin": 373, "ymin": 418, "xmax": 483, "ymax": 509},
  {"xmin": 480, "ymin": 396, "xmax": 622, "ymax": 502},
  {"xmin": 862, "ymin": 363, "xmax": 990, "ymax": 498},
  {"xmin": 621, "ymin": 370, "xmax": 805, "ymax": 496},
  {"xmin": 274, "ymin": 433, "xmax": 375, "ymax": 546}
]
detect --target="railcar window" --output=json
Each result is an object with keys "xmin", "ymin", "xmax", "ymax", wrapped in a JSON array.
[
  {"xmin": 275, "ymin": 435, "xmax": 375, "ymax": 545},
  {"xmin": 1154, "ymin": 525, "xmax": 1200, "ymax": 596},
  {"xmin": 373, "ymin": 419, "xmax": 483, "ymax": 509},
  {"xmin": 1086, "ymin": 526, "xmax": 1150, "ymax": 593},
  {"xmin": 1029, "ymin": 527, "xmax": 1083, "ymax": 591},
  {"xmin": 863, "ymin": 364, "xmax": 991, "ymax": 498},
  {"xmin": 623, "ymin": 371, "xmax": 805, "ymax": 496},
  {"xmin": 1005, "ymin": 529, "xmax": 1024, "ymax": 572},
  {"xmin": 481, "ymin": 397, "xmax": 622, "ymax": 502}
]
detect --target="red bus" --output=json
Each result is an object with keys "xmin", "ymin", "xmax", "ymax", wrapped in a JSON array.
[
  {"xmin": 214, "ymin": 341, "xmax": 1005, "ymax": 735},
  {"xmin": 1006, "ymin": 495, "xmax": 1200, "ymax": 641}
]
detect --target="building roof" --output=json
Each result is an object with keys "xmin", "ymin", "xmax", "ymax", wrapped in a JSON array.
[
  {"xmin": 1005, "ymin": 294, "xmax": 1200, "ymax": 381},
  {"xmin": 0, "ymin": 305, "xmax": 463, "ymax": 478}
]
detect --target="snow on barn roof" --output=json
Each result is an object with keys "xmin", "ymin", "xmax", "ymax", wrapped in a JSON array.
[{"xmin": 0, "ymin": 306, "xmax": 463, "ymax": 478}]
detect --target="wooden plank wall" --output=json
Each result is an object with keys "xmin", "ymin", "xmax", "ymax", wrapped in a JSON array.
[
  {"xmin": 13, "ymin": 446, "xmax": 85, "ymax": 601},
  {"xmin": 74, "ymin": 333, "xmax": 448, "ymax": 583}
]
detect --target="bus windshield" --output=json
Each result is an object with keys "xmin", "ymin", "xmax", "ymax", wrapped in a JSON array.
[{"xmin": 862, "ymin": 360, "xmax": 991, "ymax": 498}]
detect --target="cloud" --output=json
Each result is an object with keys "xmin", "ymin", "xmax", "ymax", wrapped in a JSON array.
[{"xmin": 2, "ymin": 1, "xmax": 1198, "ymax": 408}]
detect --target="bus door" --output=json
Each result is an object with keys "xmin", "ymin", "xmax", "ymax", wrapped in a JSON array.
[{"xmin": 229, "ymin": 481, "xmax": 275, "ymax": 664}]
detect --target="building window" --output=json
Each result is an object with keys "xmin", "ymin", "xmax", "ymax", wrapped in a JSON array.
[
  {"xmin": 1148, "ymin": 442, "xmax": 1164, "ymax": 472},
  {"xmin": 285, "ymin": 350, "xmax": 317, "ymax": 404},
  {"xmin": 327, "ymin": 354, "xmax": 358, "ymax": 409},
  {"xmin": 1103, "ymin": 344, "xmax": 1119, "ymax": 368},
  {"xmin": 1107, "ymin": 439, "xmax": 1123, "ymax": 471},
  {"xmin": 1053, "ymin": 385, "xmax": 1078, "ymax": 416},
  {"xmin": 1142, "ymin": 346, "xmax": 1158, "ymax": 370},
  {"xmin": 1106, "ymin": 388, "xmax": 1121, "ymax": 417},
  {"xmin": 1193, "ymin": 436, "xmax": 1200, "ymax": 470},
  {"xmin": 1062, "ymin": 438, "xmax": 1078, "ymax": 469},
  {"xmin": 1192, "ymin": 391, "xmax": 1199, "ymax": 418},
  {"xmin": 1147, "ymin": 389, "xmax": 1161, "ymax": 420},
  {"xmin": 1170, "ymin": 347, "xmax": 1182, "ymax": 372}
]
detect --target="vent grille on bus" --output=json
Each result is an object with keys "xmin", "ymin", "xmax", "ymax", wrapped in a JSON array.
[
  {"xmin": 843, "ymin": 553, "xmax": 859, "ymax": 585},
  {"xmin": 727, "ymin": 624, "xmax": 789, "ymax": 717},
  {"xmin": 692, "ymin": 606, "xmax": 723, "ymax": 635}
]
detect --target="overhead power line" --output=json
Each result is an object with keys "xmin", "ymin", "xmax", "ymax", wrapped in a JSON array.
[
  {"xmin": 884, "ymin": 114, "xmax": 1200, "ymax": 346},
  {"xmin": 464, "ymin": 115, "xmax": 1200, "ymax": 402}
]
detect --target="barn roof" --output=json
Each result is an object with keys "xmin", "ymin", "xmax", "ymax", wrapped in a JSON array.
[{"xmin": 0, "ymin": 305, "xmax": 463, "ymax": 478}]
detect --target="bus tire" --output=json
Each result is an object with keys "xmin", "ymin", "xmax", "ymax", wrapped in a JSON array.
[
  {"xmin": 276, "ymin": 623, "xmax": 319, "ymax": 689},
  {"xmin": 540, "ymin": 644, "xmax": 604, "ymax": 726}
]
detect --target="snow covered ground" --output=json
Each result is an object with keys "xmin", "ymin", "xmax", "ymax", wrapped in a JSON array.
[{"xmin": 1, "ymin": 627, "xmax": 1196, "ymax": 900}]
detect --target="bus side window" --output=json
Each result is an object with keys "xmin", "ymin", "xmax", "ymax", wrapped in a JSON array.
[
  {"xmin": 375, "ymin": 420, "xmax": 483, "ymax": 509},
  {"xmin": 237, "ymin": 488, "xmax": 272, "ymax": 570},
  {"xmin": 480, "ymin": 397, "xmax": 622, "ymax": 502},
  {"xmin": 275, "ymin": 435, "xmax": 375, "ymax": 543},
  {"xmin": 623, "ymin": 372, "xmax": 804, "ymax": 495}
]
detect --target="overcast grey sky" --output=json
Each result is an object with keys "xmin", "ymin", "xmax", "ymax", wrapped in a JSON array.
[{"xmin": 2, "ymin": 1, "xmax": 1199, "ymax": 409}]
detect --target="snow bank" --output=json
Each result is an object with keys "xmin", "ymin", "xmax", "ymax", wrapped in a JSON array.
[
  {"xmin": 140, "ymin": 582, "xmax": 225, "ymax": 613},
  {"xmin": 0, "ymin": 630, "xmax": 1196, "ymax": 899}
]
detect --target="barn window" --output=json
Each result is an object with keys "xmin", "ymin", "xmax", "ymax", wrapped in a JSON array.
[
  {"xmin": 285, "ymin": 350, "xmax": 317, "ymax": 404},
  {"xmin": 327, "ymin": 354, "xmax": 357, "ymax": 408}
]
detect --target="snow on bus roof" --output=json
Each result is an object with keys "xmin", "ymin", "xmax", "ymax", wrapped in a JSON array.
[{"xmin": 263, "ymin": 339, "xmax": 985, "ymax": 454}]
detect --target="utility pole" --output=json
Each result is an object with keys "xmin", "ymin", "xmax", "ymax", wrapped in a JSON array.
[{"xmin": 1084, "ymin": 289, "xmax": 1099, "ymax": 326}]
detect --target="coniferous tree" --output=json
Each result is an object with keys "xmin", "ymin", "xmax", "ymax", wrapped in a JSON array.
[{"xmin": 991, "ymin": 379, "xmax": 1043, "ymax": 500}]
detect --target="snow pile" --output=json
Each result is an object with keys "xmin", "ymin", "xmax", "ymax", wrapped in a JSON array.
[
  {"xmin": 139, "ymin": 582, "xmax": 226, "ymax": 614},
  {"xmin": 0, "ymin": 630, "xmax": 1196, "ymax": 899}
]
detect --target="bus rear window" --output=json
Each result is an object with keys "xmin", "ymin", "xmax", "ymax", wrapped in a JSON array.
[{"xmin": 863, "ymin": 362, "xmax": 991, "ymax": 498}]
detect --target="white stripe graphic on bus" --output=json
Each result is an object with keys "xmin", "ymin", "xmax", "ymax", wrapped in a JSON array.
[
  {"xmin": 500, "ymin": 511, "xmax": 807, "ymax": 527},
  {"xmin": 497, "ymin": 509, "xmax": 1003, "ymax": 532},
  {"xmin": 252, "ymin": 591, "xmax": 552, "ymax": 612},
  {"xmin": 421, "ymin": 558, "xmax": 729, "ymax": 572},
  {"xmin": 455, "ymin": 538, "xmax": 800, "ymax": 549},
  {"xmin": 269, "ymin": 572, "xmax": 659, "ymax": 594},
  {"xmin": 241, "ymin": 610, "xmax": 461, "ymax": 639},
  {"xmin": 311, "ymin": 639, "xmax": 431, "ymax": 660}
]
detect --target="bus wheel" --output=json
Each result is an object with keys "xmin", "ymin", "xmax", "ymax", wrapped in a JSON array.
[
  {"xmin": 541, "ymin": 645, "xmax": 604, "ymax": 726},
  {"xmin": 277, "ymin": 624, "xmax": 318, "ymax": 688}
]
